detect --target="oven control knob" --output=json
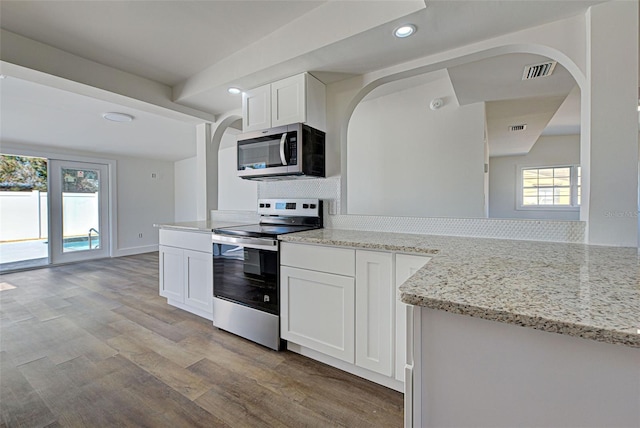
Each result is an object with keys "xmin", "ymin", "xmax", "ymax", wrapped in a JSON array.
[
  {"xmin": 259, "ymin": 203, "xmax": 265, "ymax": 208},
  {"xmin": 303, "ymin": 204, "xmax": 309, "ymax": 209},
  {"xmin": 310, "ymin": 204, "xmax": 317, "ymax": 209}
]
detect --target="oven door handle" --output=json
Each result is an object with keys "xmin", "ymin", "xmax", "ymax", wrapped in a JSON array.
[{"xmin": 212, "ymin": 234, "xmax": 278, "ymax": 251}]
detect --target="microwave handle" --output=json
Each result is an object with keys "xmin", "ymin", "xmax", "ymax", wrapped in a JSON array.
[{"xmin": 279, "ymin": 133, "xmax": 288, "ymax": 166}]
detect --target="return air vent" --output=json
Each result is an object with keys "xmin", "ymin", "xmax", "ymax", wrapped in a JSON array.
[
  {"xmin": 522, "ymin": 61, "xmax": 557, "ymax": 80},
  {"xmin": 509, "ymin": 124, "xmax": 527, "ymax": 132}
]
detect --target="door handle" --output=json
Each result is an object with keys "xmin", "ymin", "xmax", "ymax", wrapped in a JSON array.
[{"xmin": 279, "ymin": 133, "xmax": 288, "ymax": 166}]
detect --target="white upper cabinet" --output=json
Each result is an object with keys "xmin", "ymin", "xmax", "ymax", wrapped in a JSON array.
[
  {"xmin": 242, "ymin": 72, "xmax": 326, "ymax": 132},
  {"xmin": 271, "ymin": 74, "xmax": 305, "ymax": 128},
  {"xmin": 242, "ymin": 84, "xmax": 271, "ymax": 132}
]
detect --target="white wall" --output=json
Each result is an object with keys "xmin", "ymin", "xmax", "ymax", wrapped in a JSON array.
[
  {"xmin": 217, "ymin": 131, "xmax": 257, "ymax": 210},
  {"xmin": 582, "ymin": 1, "xmax": 638, "ymax": 246},
  {"xmin": 115, "ymin": 156, "xmax": 174, "ymax": 254},
  {"xmin": 347, "ymin": 75, "xmax": 486, "ymax": 218},
  {"xmin": 489, "ymin": 135, "xmax": 580, "ymax": 220},
  {"xmin": 174, "ymin": 156, "xmax": 198, "ymax": 222}
]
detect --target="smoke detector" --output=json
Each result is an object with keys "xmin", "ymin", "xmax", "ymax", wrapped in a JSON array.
[
  {"xmin": 430, "ymin": 98, "xmax": 444, "ymax": 110},
  {"xmin": 102, "ymin": 112, "xmax": 134, "ymax": 122},
  {"xmin": 522, "ymin": 61, "xmax": 557, "ymax": 80}
]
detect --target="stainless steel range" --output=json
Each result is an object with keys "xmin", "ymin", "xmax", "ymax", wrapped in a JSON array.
[{"xmin": 211, "ymin": 198, "xmax": 322, "ymax": 350}]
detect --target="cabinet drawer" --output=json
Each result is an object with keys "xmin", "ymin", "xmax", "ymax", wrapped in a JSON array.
[
  {"xmin": 159, "ymin": 229, "xmax": 211, "ymax": 253},
  {"xmin": 281, "ymin": 242, "xmax": 355, "ymax": 276}
]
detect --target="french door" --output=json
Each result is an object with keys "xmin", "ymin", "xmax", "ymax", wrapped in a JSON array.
[{"xmin": 49, "ymin": 160, "xmax": 109, "ymax": 264}]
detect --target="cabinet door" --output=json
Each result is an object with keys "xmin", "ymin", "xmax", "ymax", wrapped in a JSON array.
[
  {"xmin": 183, "ymin": 249, "xmax": 213, "ymax": 314},
  {"xmin": 395, "ymin": 254, "xmax": 430, "ymax": 382},
  {"xmin": 271, "ymin": 74, "xmax": 306, "ymax": 127},
  {"xmin": 355, "ymin": 250, "xmax": 394, "ymax": 376},
  {"xmin": 281, "ymin": 266, "xmax": 355, "ymax": 362},
  {"xmin": 242, "ymin": 84, "xmax": 271, "ymax": 132},
  {"xmin": 159, "ymin": 245, "xmax": 184, "ymax": 302}
]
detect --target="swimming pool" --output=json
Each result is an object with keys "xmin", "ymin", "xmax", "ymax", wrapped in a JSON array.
[{"xmin": 63, "ymin": 237, "xmax": 100, "ymax": 251}]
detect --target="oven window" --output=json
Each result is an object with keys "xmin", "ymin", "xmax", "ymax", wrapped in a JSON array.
[{"xmin": 213, "ymin": 243, "xmax": 278, "ymax": 314}]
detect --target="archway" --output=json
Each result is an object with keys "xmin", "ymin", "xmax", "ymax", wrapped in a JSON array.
[{"xmin": 339, "ymin": 44, "xmax": 587, "ymax": 217}]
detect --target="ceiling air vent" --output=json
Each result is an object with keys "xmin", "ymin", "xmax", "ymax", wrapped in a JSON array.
[
  {"xmin": 509, "ymin": 124, "xmax": 527, "ymax": 132},
  {"xmin": 522, "ymin": 61, "xmax": 557, "ymax": 80}
]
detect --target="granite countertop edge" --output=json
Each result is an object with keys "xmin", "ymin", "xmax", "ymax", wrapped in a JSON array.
[
  {"xmin": 279, "ymin": 234, "xmax": 440, "ymax": 255},
  {"xmin": 402, "ymin": 295, "xmax": 640, "ymax": 348},
  {"xmin": 280, "ymin": 229, "xmax": 640, "ymax": 349}
]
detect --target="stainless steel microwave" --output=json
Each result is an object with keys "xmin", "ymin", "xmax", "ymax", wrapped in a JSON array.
[{"xmin": 237, "ymin": 123, "xmax": 325, "ymax": 181}]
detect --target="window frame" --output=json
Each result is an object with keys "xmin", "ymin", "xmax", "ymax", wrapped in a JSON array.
[{"xmin": 516, "ymin": 164, "xmax": 581, "ymax": 211}]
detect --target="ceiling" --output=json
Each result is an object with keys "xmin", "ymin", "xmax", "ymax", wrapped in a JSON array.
[
  {"xmin": 448, "ymin": 53, "xmax": 579, "ymax": 157},
  {"xmin": 0, "ymin": 76, "xmax": 196, "ymax": 161},
  {"xmin": 0, "ymin": 0, "xmax": 608, "ymax": 161}
]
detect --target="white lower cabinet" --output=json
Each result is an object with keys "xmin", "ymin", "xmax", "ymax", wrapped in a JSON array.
[
  {"xmin": 159, "ymin": 245, "xmax": 184, "ymax": 301},
  {"xmin": 159, "ymin": 229, "xmax": 213, "ymax": 320},
  {"xmin": 280, "ymin": 266, "xmax": 355, "ymax": 362},
  {"xmin": 280, "ymin": 242, "xmax": 430, "ymax": 391},
  {"xmin": 183, "ymin": 249, "xmax": 214, "ymax": 313},
  {"xmin": 394, "ymin": 254, "xmax": 431, "ymax": 382},
  {"xmin": 355, "ymin": 250, "xmax": 394, "ymax": 376}
]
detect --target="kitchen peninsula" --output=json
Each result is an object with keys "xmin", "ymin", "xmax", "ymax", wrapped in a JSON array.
[{"xmin": 279, "ymin": 229, "xmax": 640, "ymax": 428}]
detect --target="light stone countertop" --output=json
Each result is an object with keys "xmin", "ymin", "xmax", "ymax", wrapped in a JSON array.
[
  {"xmin": 279, "ymin": 228, "xmax": 640, "ymax": 348},
  {"xmin": 154, "ymin": 220, "xmax": 253, "ymax": 232}
]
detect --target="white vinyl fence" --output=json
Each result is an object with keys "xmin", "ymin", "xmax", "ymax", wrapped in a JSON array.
[{"xmin": 0, "ymin": 191, "xmax": 98, "ymax": 242}]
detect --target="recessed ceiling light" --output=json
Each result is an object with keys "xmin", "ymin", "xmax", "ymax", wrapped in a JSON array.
[
  {"xmin": 394, "ymin": 24, "xmax": 416, "ymax": 38},
  {"xmin": 228, "ymin": 87, "xmax": 242, "ymax": 95},
  {"xmin": 102, "ymin": 112, "xmax": 134, "ymax": 122}
]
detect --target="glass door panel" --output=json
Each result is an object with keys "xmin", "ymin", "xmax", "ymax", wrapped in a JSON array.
[
  {"xmin": 0, "ymin": 154, "xmax": 49, "ymax": 272},
  {"xmin": 49, "ymin": 160, "xmax": 109, "ymax": 264},
  {"xmin": 61, "ymin": 167, "xmax": 101, "ymax": 253}
]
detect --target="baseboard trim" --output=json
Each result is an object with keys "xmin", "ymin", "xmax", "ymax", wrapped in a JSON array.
[
  {"xmin": 114, "ymin": 245, "xmax": 158, "ymax": 257},
  {"xmin": 287, "ymin": 342, "xmax": 404, "ymax": 392}
]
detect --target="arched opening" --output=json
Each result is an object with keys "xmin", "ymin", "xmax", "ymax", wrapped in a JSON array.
[
  {"xmin": 342, "ymin": 45, "xmax": 585, "ymax": 221},
  {"xmin": 211, "ymin": 115, "xmax": 257, "ymax": 211}
]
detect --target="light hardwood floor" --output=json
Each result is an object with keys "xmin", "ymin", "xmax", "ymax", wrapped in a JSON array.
[{"xmin": 0, "ymin": 253, "xmax": 403, "ymax": 427}]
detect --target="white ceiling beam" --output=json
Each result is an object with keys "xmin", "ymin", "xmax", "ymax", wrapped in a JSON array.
[
  {"xmin": 0, "ymin": 29, "xmax": 216, "ymax": 124},
  {"xmin": 172, "ymin": 0, "xmax": 426, "ymax": 104}
]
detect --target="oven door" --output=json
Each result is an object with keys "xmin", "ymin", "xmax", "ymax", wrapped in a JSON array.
[{"xmin": 211, "ymin": 234, "xmax": 279, "ymax": 314}]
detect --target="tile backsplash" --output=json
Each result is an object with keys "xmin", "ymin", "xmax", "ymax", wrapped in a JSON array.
[
  {"xmin": 325, "ymin": 214, "xmax": 585, "ymax": 243},
  {"xmin": 257, "ymin": 176, "xmax": 341, "ymax": 212}
]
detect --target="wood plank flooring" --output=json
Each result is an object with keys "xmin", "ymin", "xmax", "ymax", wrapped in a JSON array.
[{"xmin": 0, "ymin": 253, "xmax": 403, "ymax": 427}]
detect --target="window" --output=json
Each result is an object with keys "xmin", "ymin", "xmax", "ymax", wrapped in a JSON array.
[{"xmin": 519, "ymin": 165, "xmax": 581, "ymax": 209}]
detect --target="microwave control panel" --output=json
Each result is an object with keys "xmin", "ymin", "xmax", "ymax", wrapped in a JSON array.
[{"xmin": 288, "ymin": 135, "xmax": 297, "ymax": 165}]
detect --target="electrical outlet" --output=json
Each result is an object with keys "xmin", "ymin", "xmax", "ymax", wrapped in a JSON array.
[
  {"xmin": 138, "ymin": 233, "xmax": 143, "ymax": 238},
  {"xmin": 328, "ymin": 200, "xmax": 337, "ymax": 215}
]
